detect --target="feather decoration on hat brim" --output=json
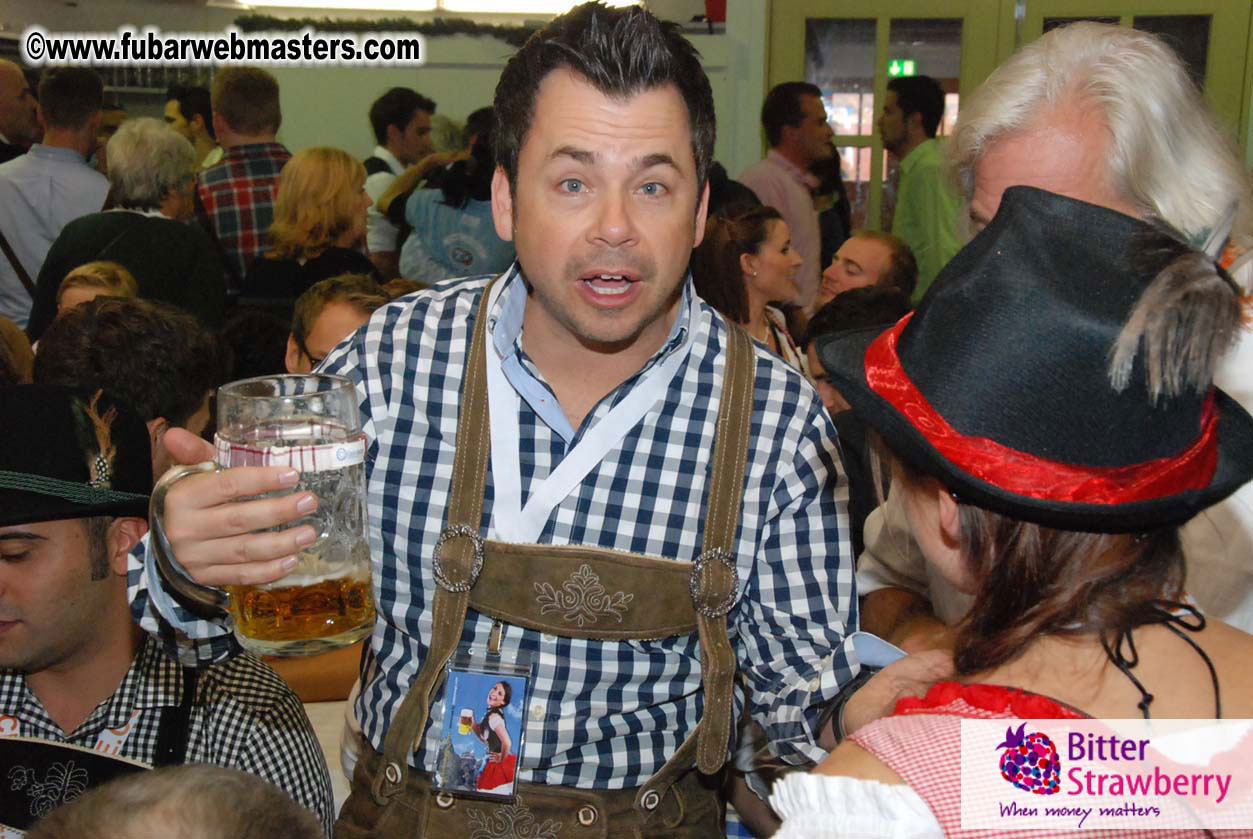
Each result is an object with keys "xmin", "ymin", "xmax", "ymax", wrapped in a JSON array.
[{"xmin": 71, "ymin": 389, "xmax": 119, "ymax": 489}]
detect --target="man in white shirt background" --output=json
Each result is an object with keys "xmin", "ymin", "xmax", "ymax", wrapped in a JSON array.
[{"xmin": 362, "ymin": 88, "xmax": 435, "ymax": 280}]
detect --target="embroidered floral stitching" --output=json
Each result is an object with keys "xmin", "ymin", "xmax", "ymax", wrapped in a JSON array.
[
  {"xmin": 466, "ymin": 802, "xmax": 562, "ymax": 838},
  {"xmin": 534, "ymin": 564, "xmax": 633, "ymax": 627},
  {"xmin": 8, "ymin": 760, "xmax": 90, "ymax": 817}
]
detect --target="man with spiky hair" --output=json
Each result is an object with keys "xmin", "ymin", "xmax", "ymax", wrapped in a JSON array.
[
  {"xmin": 0, "ymin": 386, "xmax": 333, "ymax": 837},
  {"xmin": 129, "ymin": 4, "xmax": 927, "ymax": 836},
  {"xmin": 164, "ymin": 85, "xmax": 220, "ymax": 169}
]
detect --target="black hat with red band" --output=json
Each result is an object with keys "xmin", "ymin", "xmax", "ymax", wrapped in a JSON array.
[{"xmin": 816, "ymin": 186, "xmax": 1253, "ymax": 533}]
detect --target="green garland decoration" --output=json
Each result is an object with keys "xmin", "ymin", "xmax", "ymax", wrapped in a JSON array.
[{"xmin": 234, "ymin": 14, "xmax": 541, "ymax": 47}]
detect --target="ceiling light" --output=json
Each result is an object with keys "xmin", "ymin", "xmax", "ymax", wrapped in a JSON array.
[
  {"xmin": 247, "ymin": 0, "xmax": 437, "ymax": 10},
  {"xmin": 440, "ymin": 0, "xmax": 636, "ymax": 11},
  {"xmin": 244, "ymin": 0, "xmax": 636, "ymax": 11}
]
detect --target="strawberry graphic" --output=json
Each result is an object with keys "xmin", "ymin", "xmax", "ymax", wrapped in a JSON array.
[{"xmin": 996, "ymin": 723, "xmax": 1061, "ymax": 795}]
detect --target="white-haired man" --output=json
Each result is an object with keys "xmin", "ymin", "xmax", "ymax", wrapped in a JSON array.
[
  {"xmin": 859, "ymin": 21, "xmax": 1253, "ymax": 648},
  {"xmin": 23, "ymin": 118, "xmax": 226, "ymax": 340}
]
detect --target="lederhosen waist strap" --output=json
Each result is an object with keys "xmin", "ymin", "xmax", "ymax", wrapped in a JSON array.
[
  {"xmin": 343, "ymin": 743, "xmax": 722, "ymax": 839},
  {"xmin": 368, "ymin": 279, "xmax": 756, "ymax": 815}
]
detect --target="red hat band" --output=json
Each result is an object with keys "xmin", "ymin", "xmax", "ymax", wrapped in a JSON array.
[{"xmin": 864, "ymin": 315, "xmax": 1220, "ymax": 505}]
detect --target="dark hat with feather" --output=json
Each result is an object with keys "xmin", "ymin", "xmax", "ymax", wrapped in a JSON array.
[
  {"xmin": 816, "ymin": 186, "xmax": 1253, "ymax": 533},
  {"xmin": 0, "ymin": 385, "xmax": 152, "ymax": 525}
]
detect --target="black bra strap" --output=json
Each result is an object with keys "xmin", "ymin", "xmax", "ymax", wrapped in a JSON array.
[
  {"xmin": 1102, "ymin": 602, "xmax": 1219, "ymax": 720},
  {"xmin": 1160, "ymin": 619, "xmax": 1221, "ymax": 719},
  {"xmin": 1102, "ymin": 629, "xmax": 1154, "ymax": 718}
]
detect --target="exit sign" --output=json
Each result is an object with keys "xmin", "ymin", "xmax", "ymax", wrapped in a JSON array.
[{"xmin": 888, "ymin": 59, "xmax": 916, "ymax": 77}]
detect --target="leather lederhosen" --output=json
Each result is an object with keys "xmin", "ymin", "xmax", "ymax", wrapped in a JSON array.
[{"xmin": 335, "ymin": 282, "xmax": 756, "ymax": 839}]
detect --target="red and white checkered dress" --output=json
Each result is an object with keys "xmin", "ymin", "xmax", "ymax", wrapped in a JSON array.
[{"xmin": 849, "ymin": 682, "xmax": 1219, "ymax": 838}]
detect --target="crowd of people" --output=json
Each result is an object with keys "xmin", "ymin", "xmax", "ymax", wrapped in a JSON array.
[{"xmin": 1, "ymin": 2, "xmax": 1251, "ymax": 837}]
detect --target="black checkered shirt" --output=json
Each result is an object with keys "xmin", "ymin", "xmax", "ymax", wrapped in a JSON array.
[{"xmin": 0, "ymin": 633, "xmax": 333, "ymax": 835}]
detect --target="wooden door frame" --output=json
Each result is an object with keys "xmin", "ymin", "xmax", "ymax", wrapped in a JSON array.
[
  {"xmin": 1016, "ymin": 1, "xmax": 1252, "ymax": 141},
  {"xmin": 767, "ymin": 0, "xmax": 1000, "ymax": 230}
]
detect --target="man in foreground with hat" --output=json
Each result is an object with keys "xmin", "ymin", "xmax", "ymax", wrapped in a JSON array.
[
  {"xmin": 0, "ymin": 386, "xmax": 333, "ymax": 838},
  {"xmin": 858, "ymin": 21, "xmax": 1253, "ymax": 651}
]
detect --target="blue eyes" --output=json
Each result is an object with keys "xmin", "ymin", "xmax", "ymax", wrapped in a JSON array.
[{"xmin": 558, "ymin": 180, "xmax": 666, "ymax": 196}]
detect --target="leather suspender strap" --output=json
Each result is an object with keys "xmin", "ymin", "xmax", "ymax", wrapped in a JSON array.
[
  {"xmin": 690, "ymin": 322, "xmax": 753, "ymax": 774},
  {"xmin": 632, "ymin": 322, "xmax": 753, "ymax": 815},
  {"xmin": 372, "ymin": 280, "xmax": 494, "ymax": 804},
  {"xmin": 0, "ymin": 226, "xmax": 35, "ymax": 297}
]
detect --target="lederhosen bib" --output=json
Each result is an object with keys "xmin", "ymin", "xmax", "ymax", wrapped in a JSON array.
[
  {"xmin": 0, "ymin": 667, "xmax": 197, "ymax": 837},
  {"xmin": 335, "ymin": 282, "xmax": 756, "ymax": 839}
]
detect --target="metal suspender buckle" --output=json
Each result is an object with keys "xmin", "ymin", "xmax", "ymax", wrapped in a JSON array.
[
  {"xmin": 432, "ymin": 524, "xmax": 485, "ymax": 592},
  {"xmin": 689, "ymin": 547, "xmax": 739, "ymax": 618}
]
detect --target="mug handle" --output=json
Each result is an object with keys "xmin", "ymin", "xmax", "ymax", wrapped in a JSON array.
[{"xmin": 149, "ymin": 460, "xmax": 231, "ymax": 619}]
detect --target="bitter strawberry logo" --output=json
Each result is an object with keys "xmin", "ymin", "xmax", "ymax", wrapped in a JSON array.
[{"xmin": 997, "ymin": 723, "xmax": 1061, "ymax": 795}]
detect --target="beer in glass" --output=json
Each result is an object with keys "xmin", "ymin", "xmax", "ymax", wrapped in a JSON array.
[{"xmin": 215, "ymin": 374, "xmax": 375, "ymax": 656}]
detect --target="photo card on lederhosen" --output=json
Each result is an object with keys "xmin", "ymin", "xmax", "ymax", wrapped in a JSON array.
[{"xmin": 432, "ymin": 651, "xmax": 531, "ymax": 802}]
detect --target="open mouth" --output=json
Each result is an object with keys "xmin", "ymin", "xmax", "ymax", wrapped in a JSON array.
[{"xmin": 581, "ymin": 272, "xmax": 638, "ymax": 298}]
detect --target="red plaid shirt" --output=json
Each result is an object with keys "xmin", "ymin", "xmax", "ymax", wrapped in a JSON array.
[{"xmin": 195, "ymin": 142, "xmax": 290, "ymax": 290}]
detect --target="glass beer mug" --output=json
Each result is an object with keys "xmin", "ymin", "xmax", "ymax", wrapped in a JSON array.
[{"xmin": 151, "ymin": 374, "xmax": 374, "ymax": 656}]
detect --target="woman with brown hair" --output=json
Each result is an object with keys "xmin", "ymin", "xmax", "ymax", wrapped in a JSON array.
[
  {"xmin": 471, "ymin": 680, "xmax": 516, "ymax": 793},
  {"xmin": 243, "ymin": 147, "xmax": 376, "ymax": 309},
  {"xmin": 771, "ymin": 186, "xmax": 1253, "ymax": 837},
  {"xmin": 691, "ymin": 205, "xmax": 807, "ymax": 373}
]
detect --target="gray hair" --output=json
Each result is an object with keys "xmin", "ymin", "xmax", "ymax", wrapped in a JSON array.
[
  {"xmin": 950, "ymin": 22, "xmax": 1252, "ymax": 245},
  {"xmin": 26, "ymin": 764, "xmax": 323, "ymax": 839},
  {"xmin": 105, "ymin": 117, "xmax": 196, "ymax": 210}
]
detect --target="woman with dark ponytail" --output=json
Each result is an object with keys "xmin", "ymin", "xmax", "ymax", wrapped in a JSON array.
[
  {"xmin": 771, "ymin": 186, "xmax": 1253, "ymax": 837},
  {"xmin": 691, "ymin": 205, "xmax": 808, "ymax": 373}
]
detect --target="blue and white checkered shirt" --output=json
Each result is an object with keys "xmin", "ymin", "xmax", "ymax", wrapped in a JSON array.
[{"xmin": 130, "ymin": 265, "xmax": 860, "ymax": 788}]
